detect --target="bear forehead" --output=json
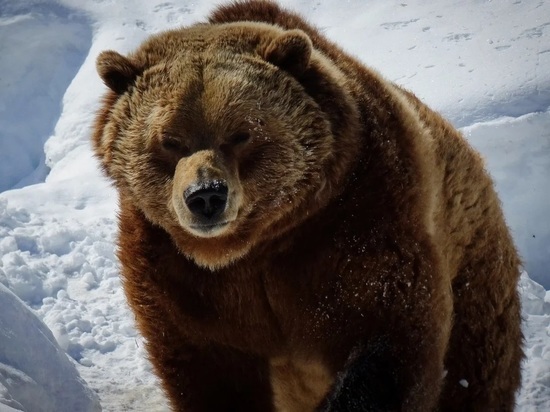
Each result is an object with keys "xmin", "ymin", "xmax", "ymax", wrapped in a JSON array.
[
  {"xmin": 130, "ymin": 22, "xmax": 298, "ymax": 112},
  {"xmin": 133, "ymin": 22, "xmax": 287, "ymax": 66},
  {"xmin": 128, "ymin": 27, "xmax": 310, "ymax": 137},
  {"xmin": 134, "ymin": 54, "xmax": 290, "ymax": 137}
]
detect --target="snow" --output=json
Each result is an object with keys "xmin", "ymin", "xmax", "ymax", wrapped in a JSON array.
[
  {"xmin": 0, "ymin": 282, "xmax": 100, "ymax": 412},
  {"xmin": 0, "ymin": 0, "xmax": 548, "ymax": 411},
  {"xmin": 0, "ymin": 0, "xmax": 91, "ymax": 192},
  {"xmin": 464, "ymin": 112, "xmax": 550, "ymax": 285}
]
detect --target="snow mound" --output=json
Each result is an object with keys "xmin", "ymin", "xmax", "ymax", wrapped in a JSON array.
[
  {"xmin": 0, "ymin": 283, "xmax": 101, "ymax": 412},
  {"xmin": 463, "ymin": 110, "xmax": 550, "ymax": 287},
  {"xmin": 518, "ymin": 273, "xmax": 550, "ymax": 411},
  {"xmin": 0, "ymin": 0, "xmax": 91, "ymax": 192},
  {"xmin": 0, "ymin": 198, "xmax": 166, "ymax": 412}
]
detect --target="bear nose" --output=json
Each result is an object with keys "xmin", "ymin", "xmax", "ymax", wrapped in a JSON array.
[{"xmin": 184, "ymin": 180, "xmax": 228, "ymax": 221}]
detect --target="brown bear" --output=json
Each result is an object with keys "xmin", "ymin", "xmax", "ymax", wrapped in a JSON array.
[{"xmin": 92, "ymin": 1, "xmax": 523, "ymax": 411}]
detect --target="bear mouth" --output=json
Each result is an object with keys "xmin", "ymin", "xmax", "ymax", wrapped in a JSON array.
[{"xmin": 188, "ymin": 221, "xmax": 232, "ymax": 237}]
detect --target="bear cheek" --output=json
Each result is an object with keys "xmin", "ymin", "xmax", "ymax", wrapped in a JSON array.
[{"xmin": 223, "ymin": 176, "xmax": 244, "ymax": 223}]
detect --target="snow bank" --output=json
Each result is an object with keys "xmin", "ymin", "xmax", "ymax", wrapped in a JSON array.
[
  {"xmin": 0, "ymin": 282, "xmax": 101, "ymax": 412},
  {"xmin": 518, "ymin": 273, "xmax": 550, "ymax": 411},
  {"xmin": 304, "ymin": 0, "xmax": 550, "ymax": 126},
  {"xmin": 0, "ymin": 0, "xmax": 91, "ymax": 192},
  {"xmin": 464, "ymin": 110, "xmax": 550, "ymax": 287},
  {"xmin": 0, "ymin": 197, "xmax": 166, "ymax": 411}
]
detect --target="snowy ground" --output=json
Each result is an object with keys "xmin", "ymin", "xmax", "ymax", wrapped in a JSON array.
[{"xmin": 0, "ymin": 0, "xmax": 549, "ymax": 411}]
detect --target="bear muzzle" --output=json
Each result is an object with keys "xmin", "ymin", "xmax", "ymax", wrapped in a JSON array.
[{"xmin": 171, "ymin": 151, "xmax": 243, "ymax": 238}]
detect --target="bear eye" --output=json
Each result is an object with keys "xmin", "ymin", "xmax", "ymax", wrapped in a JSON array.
[
  {"xmin": 161, "ymin": 135, "xmax": 190, "ymax": 156},
  {"xmin": 220, "ymin": 132, "xmax": 251, "ymax": 154},
  {"xmin": 229, "ymin": 132, "xmax": 251, "ymax": 146}
]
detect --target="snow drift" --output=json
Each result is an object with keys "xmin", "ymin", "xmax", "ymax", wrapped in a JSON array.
[{"xmin": 0, "ymin": 282, "xmax": 100, "ymax": 412}]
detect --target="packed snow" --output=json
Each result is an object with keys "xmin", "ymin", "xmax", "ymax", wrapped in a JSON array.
[
  {"xmin": 0, "ymin": 0, "xmax": 548, "ymax": 411},
  {"xmin": 0, "ymin": 282, "xmax": 101, "ymax": 412}
]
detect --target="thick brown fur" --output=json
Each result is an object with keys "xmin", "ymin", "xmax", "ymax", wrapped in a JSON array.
[{"xmin": 92, "ymin": 1, "xmax": 523, "ymax": 411}]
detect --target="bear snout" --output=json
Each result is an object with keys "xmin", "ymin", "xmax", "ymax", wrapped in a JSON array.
[
  {"xmin": 171, "ymin": 152, "xmax": 243, "ymax": 238},
  {"xmin": 184, "ymin": 180, "xmax": 228, "ymax": 223}
]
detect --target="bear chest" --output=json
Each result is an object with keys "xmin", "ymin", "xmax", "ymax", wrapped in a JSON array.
[{"xmin": 160, "ymin": 265, "xmax": 338, "ymax": 356}]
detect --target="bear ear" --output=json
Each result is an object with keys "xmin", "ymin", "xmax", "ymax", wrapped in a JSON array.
[
  {"xmin": 263, "ymin": 29, "xmax": 312, "ymax": 77},
  {"xmin": 96, "ymin": 50, "xmax": 141, "ymax": 94}
]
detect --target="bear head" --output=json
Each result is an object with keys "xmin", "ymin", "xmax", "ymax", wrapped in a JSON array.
[{"xmin": 93, "ymin": 22, "xmax": 360, "ymax": 269}]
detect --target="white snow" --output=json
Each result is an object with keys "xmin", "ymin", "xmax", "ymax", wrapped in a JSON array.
[
  {"xmin": 0, "ymin": 282, "xmax": 100, "ymax": 412},
  {"xmin": 0, "ymin": 0, "xmax": 548, "ymax": 411}
]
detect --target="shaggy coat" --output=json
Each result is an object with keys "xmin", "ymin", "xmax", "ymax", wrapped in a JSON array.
[{"xmin": 92, "ymin": 1, "xmax": 523, "ymax": 411}]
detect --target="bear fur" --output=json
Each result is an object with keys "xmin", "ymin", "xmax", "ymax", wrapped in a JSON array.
[{"xmin": 92, "ymin": 1, "xmax": 523, "ymax": 411}]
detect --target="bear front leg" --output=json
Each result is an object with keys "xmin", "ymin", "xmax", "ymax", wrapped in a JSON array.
[
  {"xmin": 317, "ymin": 338, "xmax": 403, "ymax": 411},
  {"xmin": 318, "ymin": 329, "xmax": 448, "ymax": 411},
  {"xmin": 318, "ymin": 290, "xmax": 452, "ymax": 411},
  {"xmin": 147, "ymin": 340, "xmax": 275, "ymax": 412}
]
